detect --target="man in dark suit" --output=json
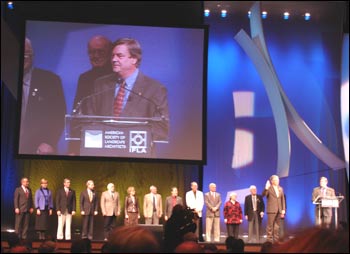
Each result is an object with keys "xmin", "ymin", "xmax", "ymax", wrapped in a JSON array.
[
  {"xmin": 244, "ymin": 185, "xmax": 265, "ymax": 243},
  {"xmin": 80, "ymin": 180, "xmax": 98, "ymax": 240},
  {"xmin": 14, "ymin": 177, "xmax": 34, "ymax": 240},
  {"xmin": 87, "ymin": 38, "xmax": 169, "ymax": 143},
  {"xmin": 312, "ymin": 176, "xmax": 335, "ymax": 228},
  {"xmin": 262, "ymin": 175, "xmax": 286, "ymax": 243},
  {"xmin": 164, "ymin": 187, "xmax": 183, "ymax": 221},
  {"xmin": 19, "ymin": 38, "xmax": 66, "ymax": 155},
  {"xmin": 68, "ymin": 35, "xmax": 113, "ymax": 155},
  {"xmin": 56, "ymin": 178, "xmax": 76, "ymax": 240}
]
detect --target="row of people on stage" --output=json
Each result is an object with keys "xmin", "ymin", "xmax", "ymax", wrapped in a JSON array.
[
  {"xmin": 14, "ymin": 177, "xmax": 182, "ymax": 241},
  {"xmin": 14, "ymin": 175, "xmax": 335, "ymax": 243}
]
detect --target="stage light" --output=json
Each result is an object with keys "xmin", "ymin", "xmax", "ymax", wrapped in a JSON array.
[
  {"xmin": 221, "ymin": 9, "xmax": 227, "ymax": 18},
  {"xmin": 304, "ymin": 12, "xmax": 311, "ymax": 21},
  {"xmin": 283, "ymin": 12, "xmax": 290, "ymax": 20},
  {"xmin": 248, "ymin": 11, "xmax": 251, "ymax": 19},
  {"xmin": 262, "ymin": 11, "xmax": 267, "ymax": 19},
  {"xmin": 204, "ymin": 9, "xmax": 210, "ymax": 17},
  {"xmin": 7, "ymin": 1, "xmax": 14, "ymax": 10}
]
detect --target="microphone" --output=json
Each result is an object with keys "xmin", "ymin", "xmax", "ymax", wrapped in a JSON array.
[
  {"xmin": 336, "ymin": 192, "xmax": 343, "ymax": 197},
  {"xmin": 72, "ymin": 85, "xmax": 120, "ymax": 114},
  {"xmin": 122, "ymin": 83, "xmax": 169, "ymax": 121},
  {"xmin": 313, "ymin": 195, "xmax": 320, "ymax": 204}
]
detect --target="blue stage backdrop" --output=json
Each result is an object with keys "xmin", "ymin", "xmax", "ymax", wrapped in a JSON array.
[{"xmin": 203, "ymin": 11, "xmax": 348, "ymax": 236}]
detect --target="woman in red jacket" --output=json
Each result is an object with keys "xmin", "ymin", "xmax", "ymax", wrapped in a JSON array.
[{"xmin": 223, "ymin": 192, "xmax": 243, "ymax": 239}]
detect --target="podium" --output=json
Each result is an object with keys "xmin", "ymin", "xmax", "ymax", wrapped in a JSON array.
[
  {"xmin": 65, "ymin": 114, "xmax": 164, "ymax": 157},
  {"xmin": 313, "ymin": 195, "xmax": 344, "ymax": 229}
]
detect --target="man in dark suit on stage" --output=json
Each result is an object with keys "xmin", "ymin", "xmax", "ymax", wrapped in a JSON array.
[
  {"xmin": 164, "ymin": 187, "xmax": 183, "ymax": 221},
  {"xmin": 80, "ymin": 180, "xmax": 98, "ymax": 240},
  {"xmin": 14, "ymin": 177, "xmax": 34, "ymax": 240},
  {"xmin": 312, "ymin": 176, "xmax": 336, "ymax": 228},
  {"xmin": 87, "ymin": 38, "xmax": 169, "ymax": 142},
  {"xmin": 244, "ymin": 185, "xmax": 265, "ymax": 243},
  {"xmin": 19, "ymin": 38, "xmax": 66, "ymax": 155},
  {"xmin": 56, "ymin": 178, "xmax": 76, "ymax": 240},
  {"xmin": 262, "ymin": 175, "xmax": 286, "ymax": 243}
]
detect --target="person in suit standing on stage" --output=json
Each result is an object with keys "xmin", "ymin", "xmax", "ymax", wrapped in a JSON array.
[
  {"xmin": 80, "ymin": 180, "xmax": 98, "ymax": 240},
  {"xmin": 87, "ymin": 38, "xmax": 169, "ymax": 142},
  {"xmin": 100, "ymin": 183, "xmax": 120, "ymax": 241},
  {"xmin": 19, "ymin": 38, "xmax": 66, "ymax": 155},
  {"xmin": 262, "ymin": 175, "xmax": 286, "ymax": 243},
  {"xmin": 312, "ymin": 176, "xmax": 336, "ymax": 228},
  {"xmin": 124, "ymin": 186, "xmax": 140, "ymax": 226},
  {"xmin": 204, "ymin": 183, "xmax": 222, "ymax": 242},
  {"xmin": 143, "ymin": 185, "xmax": 162, "ymax": 225},
  {"xmin": 279, "ymin": 193, "xmax": 287, "ymax": 242},
  {"xmin": 164, "ymin": 187, "xmax": 183, "ymax": 221},
  {"xmin": 244, "ymin": 185, "xmax": 265, "ymax": 243},
  {"xmin": 14, "ymin": 177, "xmax": 34, "ymax": 240},
  {"xmin": 34, "ymin": 178, "xmax": 54, "ymax": 240},
  {"xmin": 186, "ymin": 181, "xmax": 204, "ymax": 241},
  {"xmin": 56, "ymin": 178, "xmax": 76, "ymax": 240}
]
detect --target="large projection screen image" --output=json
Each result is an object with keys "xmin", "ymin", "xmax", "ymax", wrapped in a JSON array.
[{"xmin": 18, "ymin": 20, "xmax": 207, "ymax": 162}]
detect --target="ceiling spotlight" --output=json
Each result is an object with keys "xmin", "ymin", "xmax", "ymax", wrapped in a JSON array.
[
  {"xmin": 304, "ymin": 12, "xmax": 311, "ymax": 21},
  {"xmin": 7, "ymin": 1, "xmax": 14, "ymax": 10},
  {"xmin": 248, "ymin": 11, "xmax": 251, "ymax": 19},
  {"xmin": 262, "ymin": 11, "xmax": 267, "ymax": 19},
  {"xmin": 204, "ymin": 9, "xmax": 210, "ymax": 17},
  {"xmin": 283, "ymin": 12, "xmax": 290, "ymax": 20},
  {"xmin": 221, "ymin": 9, "xmax": 227, "ymax": 18}
]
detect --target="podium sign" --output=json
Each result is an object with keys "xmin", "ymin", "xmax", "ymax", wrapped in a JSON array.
[
  {"xmin": 321, "ymin": 198, "xmax": 339, "ymax": 208},
  {"xmin": 65, "ymin": 114, "xmax": 163, "ymax": 158},
  {"xmin": 80, "ymin": 123, "xmax": 153, "ymax": 157},
  {"xmin": 313, "ymin": 195, "xmax": 344, "ymax": 229}
]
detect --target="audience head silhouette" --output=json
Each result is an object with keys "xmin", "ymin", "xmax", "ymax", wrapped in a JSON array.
[
  {"xmin": 271, "ymin": 227, "xmax": 349, "ymax": 253},
  {"xmin": 108, "ymin": 225, "xmax": 160, "ymax": 253},
  {"xmin": 70, "ymin": 238, "xmax": 91, "ymax": 253},
  {"xmin": 38, "ymin": 240, "xmax": 57, "ymax": 253},
  {"xmin": 174, "ymin": 241, "xmax": 204, "ymax": 253}
]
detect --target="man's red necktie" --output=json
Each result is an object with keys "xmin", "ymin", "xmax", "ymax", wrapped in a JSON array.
[{"xmin": 113, "ymin": 80, "xmax": 126, "ymax": 117}]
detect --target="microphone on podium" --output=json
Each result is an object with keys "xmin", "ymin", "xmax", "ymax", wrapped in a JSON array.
[{"xmin": 72, "ymin": 85, "xmax": 120, "ymax": 115}]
